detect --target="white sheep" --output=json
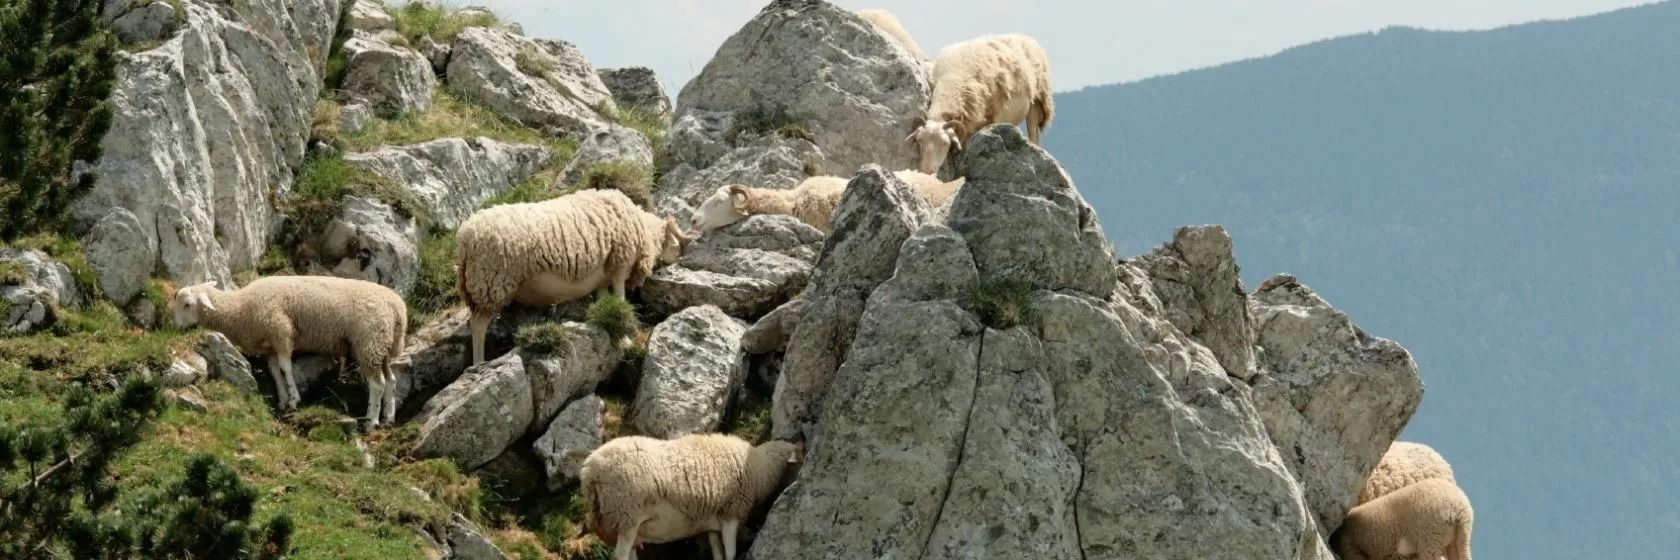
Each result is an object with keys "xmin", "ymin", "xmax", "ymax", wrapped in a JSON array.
[
  {"xmin": 688, "ymin": 170, "xmax": 964, "ymax": 235},
  {"xmin": 455, "ymin": 188, "xmax": 690, "ymax": 365},
  {"xmin": 906, "ymin": 33, "xmax": 1054, "ymax": 174},
  {"xmin": 1332, "ymin": 478, "xmax": 1474, "ymax": 560},
  {"xmin": 855, "ymin": 8, "xmax": 928, "ymax": 62},
  {"xmin": 1358, "ymin": 440, "xmax": 1457, "ymax": 506},
  {"xmin": 170, "ymin": 275, "xmax": 407, "ymax": 426},
  {"xmin": 579, "ymin": 433, "xmax": 802, "ymax": 560}
]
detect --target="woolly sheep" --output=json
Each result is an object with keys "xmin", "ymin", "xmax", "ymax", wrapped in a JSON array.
[
  {"xmin": 455, "ymin": 188, "xmax": 691, "ymax": 365},
  {"xmin": 1332, "ymin": 478, "xmax": 1474, "ymax": 560},
  {"xmin": 906, "ymin": 33, "xmax": 1054, "ymax": 174},
  {"xmin": 855, "ymin": 8, "xmax": 929, "ymax": 61},
  {"xmin": 579, "ymin": 433, "xmax": 802, "ymax": 560},
  {"xmin": 1358, "ymin": 440, "xmax": 1456, "ymax": 506},
  {"xmin": 170, "ymin": 275, "xmax": 407, "ymax": 426},
  {"xmin": 688, "ymin": 170, "xmax": 965, "ymax": 235}
]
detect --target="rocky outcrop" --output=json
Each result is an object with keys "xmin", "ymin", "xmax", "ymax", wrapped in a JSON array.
[
  {"xmin": 78, "ymin": 0, "xmax": 351, "ymax": 302},
  {"xmin": 319, "ymin": 196, "xmax": 422, "ymax": 296},
  {"xmin": 343, "ymin": 137, "xmax": 553, "ymax": 229},
  {"xmin": 445, "ymin": 27, "xmax": 615, "ymax": 138},
  {"xmin": 1131, "ymin": 225, "xmax": 1259, "ymax": 379},
  {"xmin": 1249, "ymin": 274, "xmax": 1424, "ymax": 534},
  {"xmin": 596, "ymin": 66, "xmax": 671, "ymax": 123},
  {"xmin": 556, "ymin": 123, "xmax": 654, "ymax": 187},
  {"xmin": 654, "ymin": 0, "xmax": 929, "ymax": 221},
  {"xmin": 639, "ymin": 214, "xmax": 824, "ymax": 318},
  {"xmin": 102, "ymin": 0, "xmax": 182, "ymax": 45},
  {"xmin": 337, "ymin": 32, "xmax": 436, "ymax": 117},
  {"xmin": 768, "ymin": 167, "xmax": 931, "ymax": 441},
  {"xmin": 532, "ymin": 395, "xmax": 602, "ymax": 490},
  {"xmin": 0, "ymin": 249, "xmax": 84, "ymax": 334},
  {"xmin": 346, "ymin": 0, "xmax": 394, "ymax": 31},
  {"xmin": 629, "ymin": 305, "xmax": 749, "ymax": 438},
  {"xmin": 747, "ymin": 124, "xmax": 1416, "ymax": 559}
]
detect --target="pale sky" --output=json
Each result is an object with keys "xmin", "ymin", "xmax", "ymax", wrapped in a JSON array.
[{"xmin": 460, "ymin": 0, "xmax": 1656, "ymax": 95}]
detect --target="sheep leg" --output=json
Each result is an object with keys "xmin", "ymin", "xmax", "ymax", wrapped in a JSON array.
[
  {"xmin": 613, "ymin": 520, "xmax": 642, "ymax": 560},
  {"xmin": 1027, "ymin": 103, "xmax": 1045, "ymax": 145},
  {"xmin": 381, "ymin": 367, "xmax": 398, "ymax": 425},
  {"xmin": 1448, "ymin": 517, "xmax": 1472, "ymax": 560},
  {"xmin": 707, "ymin": 532, "xmax": 724, "ymax": 560},
  {"xmin": 611, "ymin": 266, "xmax": 631, "ymax": 298},
  {"xmin": 272, "ymin": 353, "xmax": 301, "ymax": 413},
  {"xmin": 720, "ymin": 519, "xmax": 739, "ymax": 560},
  {"xmin": 265, "ymin": 356, "xmax": 292, "ymax": 412},
  {"xmin": 364, "ymin": 368, "xmax": 384, "ymax": 428},
  {"xmin": 468, "ymin": 309, "xmax": 494, "ymax": 365}
]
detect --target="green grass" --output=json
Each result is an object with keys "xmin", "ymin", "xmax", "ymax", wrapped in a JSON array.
[
  {"xmin": 584, "ymin": 294, "xmax": 639, "ymax": 340},
  {"xmin": 286, "ymin": 152, "xmax": 429, "ymax": 244},
  {"xmin": 577, "ymin": 162, "xmax": 654, "ymax": 208},
  {"xmin": 0, "ymin": 302, "xmax": 199, "ymax": 399},
  {"xmin": 408, "ymin": 231, "xmax": 459, "ymax": 328},
  {"xmin": 0, "ymin": 261, "xmax": 26, "ymax": 286},
  {"xmin": 613, "ymin": 104, "xmax": 665, "ymax": 147},
  {"xmin": 8, "ymin": 233, "xmax": 101, "ymax": 302},
  {"xmin": 388, "ymin": 1, "xmax": 504, "ymax": 46},
  {"xmin": 961, "ymin": 275, "xmax": 1036, "ymax": 329},
  {"xmin": 727, "ymin": 104, "xmax": 813, "ymax": 145},
  {"xmin": 514, "ymin": 322, "xmax": 573, "ymax": 356}
]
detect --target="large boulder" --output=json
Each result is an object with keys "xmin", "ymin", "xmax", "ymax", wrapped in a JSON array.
[
  {"xmin": 749, "ymin": 125, "xmax": 1404, "ymax": 559},
  {"xmin": 337, "ymin": 31, "xmax": 436, "ymax": 117},
  {"xmin": 76, "ymin": 0, "xmax": 351, "ymax": 299},
  {"xmin": 532, "ymin": 395, "xmax": 603, "ymax": 490},
  {"xmin": 1249, "ymin": 274, "xmax": 1424, "ymax": 534},
  {"xmin": 638, "ymin": 214, "xmax": 824, "ymax": 319},
  {"xmin": 629, "ymin": 305, "xmax": 750, "ymax": 438},
  {"xmin": 0, "ymin": 249, "xmax": 84, "ymax": 334},
  {"xmin": 445, "ymin": 27, "xmax": 616, "ymax": 138},
  {"xmin": 319, "ymin": 196, "xmax": 422, "ymax": 296},
  {"xmin": 769, "ymin": 166, "xmax": 931, "ymax": 441},
  {"xmin": 343, "ymin": 137, "xmax": 553, "ymax": 229},
  {"xmin": 596, "ymin": 66, "xmax": 672, "ymax": 123},
  {"xmin": 346, "ymin": 0, "xmax": 394, "ymax": 31},
  {"xmin": 556, "ymin": 123, "xmax": 654, "ymax": 188},
  {"xmin": 411, "ymin": 352, "xmax": 534, "ymax": 470},
  {"xmin": 654, "ymin": 0, "xmax": 929, "ymax": 220}
]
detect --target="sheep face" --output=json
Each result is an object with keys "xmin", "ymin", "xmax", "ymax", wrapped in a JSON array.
[
  {"xmin": 661, "ymin": 215, "xmax": 692, "ymax": 261},
  {"xmin": 169, "ymin": 281, "xmax": 219, "ymax": 327},
  {"xmin": 690, "ymin": 184, "xmax": 751, "ymax": 235},
  {"xmin": 906, "ymin": 117, "xmax": 963, "ymax": 174}
]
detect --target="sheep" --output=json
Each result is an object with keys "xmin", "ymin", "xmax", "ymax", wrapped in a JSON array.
[
  {"xmin": 1332, "ymin": 478, "xmax": 1473, "ymax": 560},
  {"xmin": 688, "ymin": 170, "xmax": 964, "ymax": 235},
  {"xmin": 579, "ymin": 433, "xmax": 802, "ymax": 560},
  {"xmin": 169, "ymin": 275, "xmax": 407, "ymax": 426},
  {"xmin": 855, "ymin": 8, "xmax": 929, "ymax": 62},
  {"xmin": 1358, "ymin": 440, "xmax": 1457, "ymax": 506},
  {"xmin": 906, "ymin": 33, "xmax": 1054, "ymax": 174},
  {"xmin": 455, "ymin": 188, "xmax": 690, "ymax": 365}
]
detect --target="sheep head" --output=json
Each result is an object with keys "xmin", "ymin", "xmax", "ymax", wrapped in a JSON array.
[
  {"xmin": 906, "ymin": 116, "xmax": 965, "ymax": 174},
  {"xmin": 690, "ymin": 184, "xmax": 753, "ymax": 235},
  {"xmin": 169, "ymin": 281, "xmax": 220, "ymax": 327},
  {"xmin": 662, "ymin": 215, "xmax": 694, "ymax": 260}
]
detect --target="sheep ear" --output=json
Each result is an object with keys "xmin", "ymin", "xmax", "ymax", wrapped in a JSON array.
[
  {"xmin": 665, "ymin": 216, "xmax": 694, "ymax": 246},
  {"xmin": 908, "ymin": 115, "xmax": 925, "ymax": 133},
  {"xmin": 727, "ymin": 185, "xmax": 750, "ymax": 209},
  {"xmin": 195, "ymin": 292, "xmax": 216, "ymax": 312}
]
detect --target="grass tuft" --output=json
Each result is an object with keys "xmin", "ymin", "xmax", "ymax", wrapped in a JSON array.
[
  {"xmin": 408, "ymin": 231, "xmax": 459, "ymax": 328},
  {"xmin": 727, "ymin": 104, "xmax": 813, "ymax": 145},
  {"xmin": 585, "ymin": 294, "xmax": 639, "ymax": 340},
  {"xmin": 389, "ymin": 1, "xmax": 503, "ymax": 46},
  {"xmin": 0, "ymin": 261, "xmax": 27, "ymax": 286},
  {"xmin": 514, "ymin": 322, "xmax": 573, "ymax": 356},
  {"xmin": 286, "ymin": 152, "xmax": 429, "ymax": 243},
  {"xmin": 577, "ymin": 162, "xmax": 653, "ymax": 208},
  {"xmin": 961, "ymin": 275, "xmax": 1036, "ymax": 329},
  {"xmin": 393, "ymin": 458, "xmax": 484, "ymax": 523}
]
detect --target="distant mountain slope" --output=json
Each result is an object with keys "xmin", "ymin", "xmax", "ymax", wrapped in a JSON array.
[{"xmin": 1045, "ymin": 1, "xmax": 1680, "ymax": 558}]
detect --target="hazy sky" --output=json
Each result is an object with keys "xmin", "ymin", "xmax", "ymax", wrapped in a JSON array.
[{"xmin": 457, "ymin": 0, "xmax": 1656, "ymax": 95}]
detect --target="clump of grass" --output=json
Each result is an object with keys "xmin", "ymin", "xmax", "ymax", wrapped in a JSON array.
[
  {"xmin": 342, "ymin": 89, "xmax": 573, "ymax": 155},
  {"xmin": 585, "ymin": 294, "xmax": 639, "ymax": 340},
  {"xmin": 727, "ymin": 104, "xmax": 813, "ymax": 145},
  {"xmin": 0, "ymin": 261, "xmax": 27, "ymax": 286},
  {"xmin": 514, "ymin": 45, "xmax": 555, "ymax": 77},
  {"xmin": 961, "ymin": 275, "xmax": 1036, "ymax": 329},
  {"xmin": 394, "ymin": 458, "xmax": 485, "ymax": 523},
  {"xmin": 391, "ymin": 1, "xmax": 504, "ymax": 45},
  {"xmin": 407, "ymin": 231, "xmax": 459, "ymax": 327},
  {"xmin": 310, "ymin": 99, "xmax": 344, "ymax": 150},
  {"xmin": 578, "ymin": 162, "xmax": 654, "ymax": 208},
  {"xmin": 514, "ymin": 322, "xmax": 574, "ymax": 356},
  {"xmin": 286, "ymin": 152, "xmax": 429, "ymax": 246},
  {"xmin": 9, "ymin": 232, "xmax": 101, "ymax": 301},
  {"xmin": 720, "ymin": 390, "xmax": 773, "ymax": 444},
  {"xmin": 287, "ymin": 405, "xmax": 354, "ymax": 443},
  {"xmin": 613, "ymin": 104, "xmax": 666, "ymax": 147}
]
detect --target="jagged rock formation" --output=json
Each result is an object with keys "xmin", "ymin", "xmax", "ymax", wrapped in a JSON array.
[
  {"xmin": 597, "ymin": 66, "xmax": 672, "ymax": 123},
  {"xmin": 343, "ymin": 137, "xmax": 553, "ymax": 229},
  {"xmin": 445, "ymin": 27, "xmax": 617, "ymax": 138}
]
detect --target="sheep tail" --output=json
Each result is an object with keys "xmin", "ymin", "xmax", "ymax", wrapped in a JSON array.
[{"xmin": 1034, "ymin": 92, "xmax": 1054, "ymax": 131}]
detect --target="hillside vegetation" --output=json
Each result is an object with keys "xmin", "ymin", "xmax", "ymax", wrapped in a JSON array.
[{"xmin": 1045, "ymin": 2, "xmax": 1680, "ymax": 557}]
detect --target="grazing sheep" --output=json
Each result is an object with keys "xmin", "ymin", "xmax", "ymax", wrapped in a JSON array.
[
  {"xmin": 455, "ymin": 188, "xmax": 690, "ymax": 365},
  {"xmin": 170, "ymin": 275, "xmax": 407, "ymax": 426},
  {"xmin": 689, "ymin": 170, "xmax": 963, "ymax": 235},
  {"xmin": 579, "ymin": 433, "xmax": 802, "ymax": 560},
  {"xmin": 1358, "ymin": 440, "xmax": 1457, "ymax": 506},
  {"xmin": 1332, "ymin": 478, "xmax": 1473, "ymax": 560},
  {"xmin": 906, "ymin": 33, "xmax": 1054, "ymax": 174},
  {"xmin": 855, "ymin": 8, "xmax": 928, "ymax": 61}
]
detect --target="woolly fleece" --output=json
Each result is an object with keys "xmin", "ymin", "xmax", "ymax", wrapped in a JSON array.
[
  {"xmin": 856, "ymin": 8, "xmax": 928, "ymax": 61},
  {"xmin": 909, "ymin": 33, "xmax": 1054, "ymax": 173},
  {"xmin": 1333, "ymin": 478, "xmax": 1473, "ymax": 560},
  {"xmin": 1358, "ymin": 440, "xmax": 1457, "ymax": 506}
]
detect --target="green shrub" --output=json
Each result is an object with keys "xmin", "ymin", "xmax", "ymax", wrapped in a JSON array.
[
  {"xmin": 585, "ymin": 294, "xmax": 639, "ymax": 340},
  {"xmin": 514, "ymin": 322, "xmax": 573, "ymax": 356},
  {"xmin": 578, "ymin": 162, "xmax": 654, "ymax": 208}
]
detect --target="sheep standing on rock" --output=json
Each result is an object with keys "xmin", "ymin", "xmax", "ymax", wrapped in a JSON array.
[
  {"xmin": 906, "ymin": 33, "xmax": 1054, "ymax": 174},
  {"xmin": 579, "ymin": 433, "xmax": 802, "ymax": 560},
  {"xmin": 170, "ymin": 276, "xmax": 408, "ymax": 426},
  {"xmin": 1332, "ymin": 478, "xmax": 1474, "ymax": 560},
  {"xmin": 456, "ymin": 188, "xmax": 690, "ymax": 365},
  {"xmin": 855, "ymin": 8, "xmax": 928, "ymax": 61},
  {"xmin": 1358, "ymin": 440, "xmax": 1457, "ymax": 506},
  {"xmin": 689, "ymin": 170, "xmax": 964, "ymax": 235}
]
